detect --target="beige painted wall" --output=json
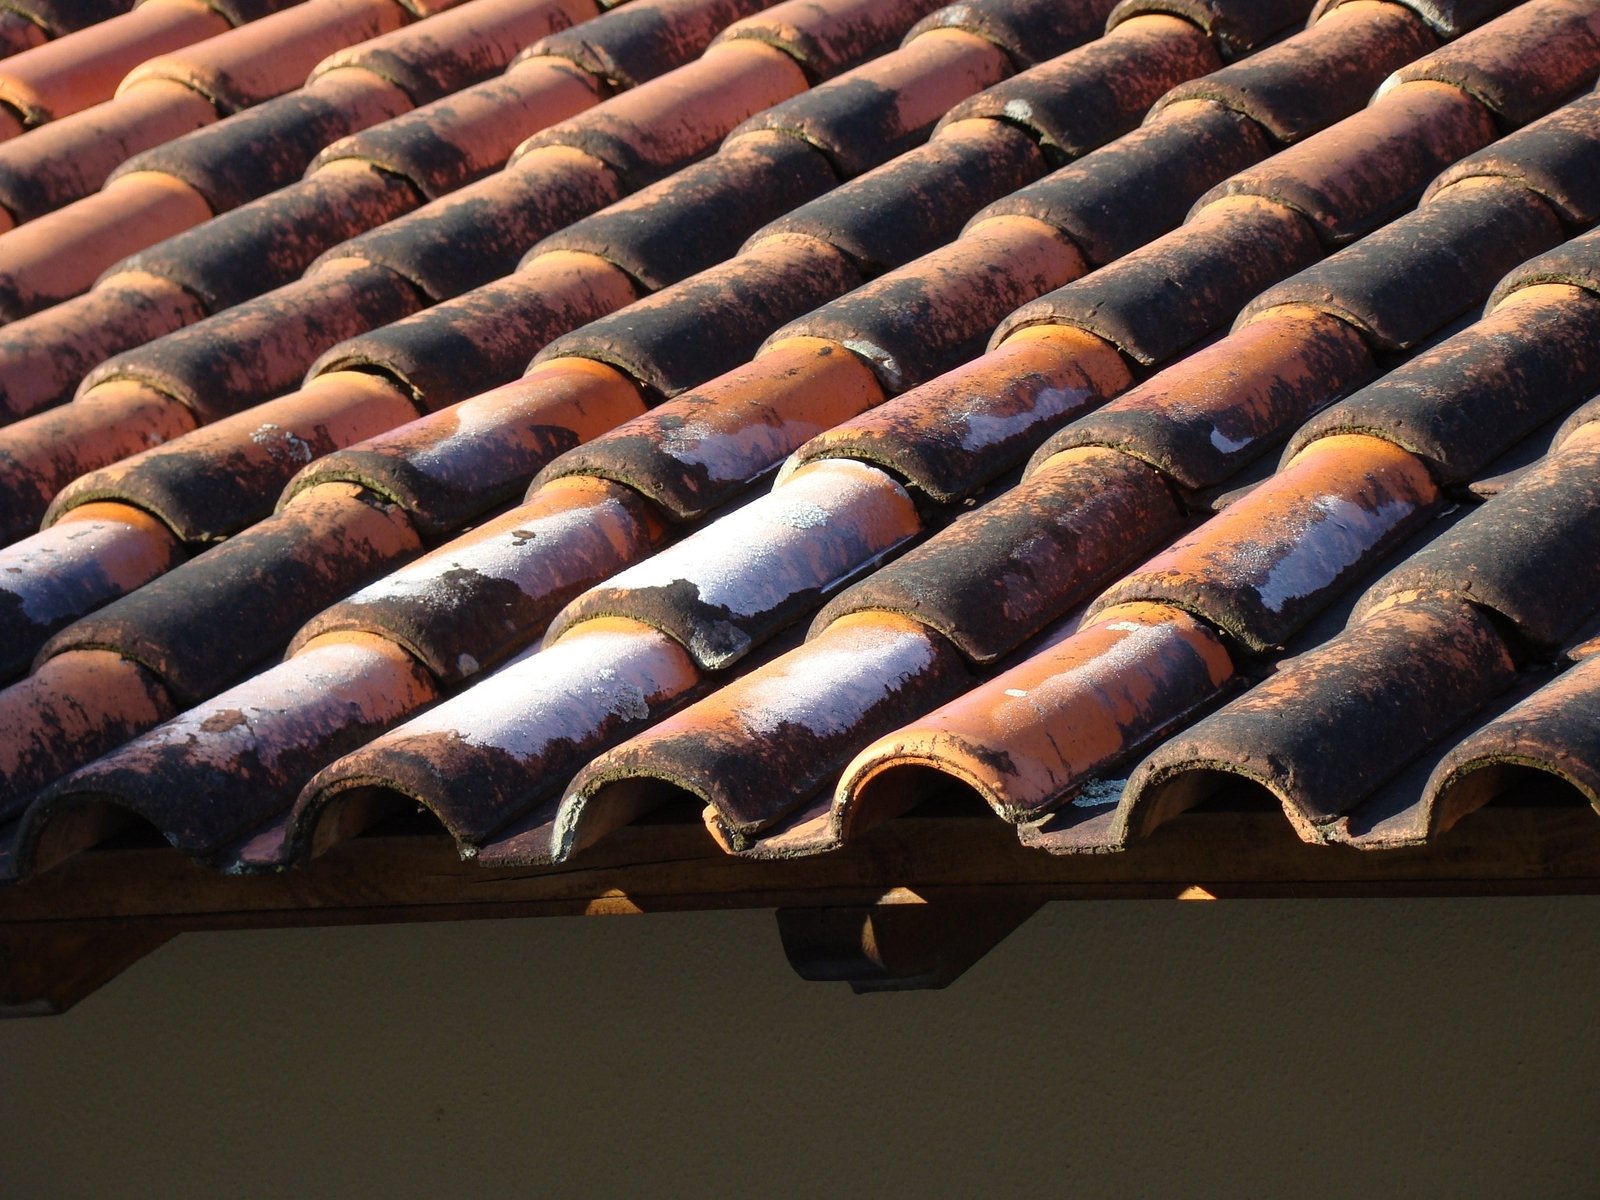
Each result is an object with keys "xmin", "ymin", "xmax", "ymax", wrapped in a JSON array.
[{"xmin": 2, "ymin": 897, "xmax": 1597, "ymax": 1197}]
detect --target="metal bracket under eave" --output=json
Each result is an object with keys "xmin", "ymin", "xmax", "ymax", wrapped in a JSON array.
[{"xmin": 775, "ymin": 898, "xmax": 1043, "ymax": 992}]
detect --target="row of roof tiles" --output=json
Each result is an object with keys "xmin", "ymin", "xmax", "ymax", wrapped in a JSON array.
[{"xmin": 1, "ymin": 0, "xmax": 1599, "ymax": 884}]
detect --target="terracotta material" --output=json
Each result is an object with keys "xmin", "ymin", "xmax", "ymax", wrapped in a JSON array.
[
  {"xmin": 533, "ymin": 335, "xmax": 883, "ymax": 521},
  {"xmin": 0, "ymin": 379, "xmax": 197, "ymax": 542},
  {"xmin": 1152, "ymin": 1, "xmax": 1438, "ymax": 144},
  {"xmin": 942, "ymin": 14, "xmax": 1220, "ymax": 164},
  {"xmin": 41, "ymin": 482, "xmax": 420, "ymax": 703},
  {"xmin": 785, "ymin": 324, "xmax": 1131, "ymax": 503},
  {"xmin": 47, "ymin": 370, "xmax": 419, "ymax": 542},
  {"xmin": 1118, "ymin": 598, "xmax": 1515, "ymax": 844},
  {"xmin": 0, "ymin": 649, "xmax": 172, "ymax": 827},
  {"xmin": 1427, "ymin": 90, "xmax": 1600, "ymax": 225},
  {"xmin": 978, "ymin": 98, "xmax": 1271, "ymax": 267},
  {"xmin": 556, "ymin": 611, "xmax": 974, "ymax": 856},
  {"xmin": 714, "ymin": 0, "xmax": 950, "ymax": 79},
  {"xmin": 0, "ymin": 0, "xmax": 229, "ymax": 126},
  {"xmin": 110, "ymin": 67, "xmax": 412, "ymax": 215},
  {"xmin": 1108, "ymin": 0, "xmax": 1314, "ymax": 60},
  {"xmin": 1287, "ymin": 283, "xmax": 1600, "ymax": 484},
  {"xmin": 1196, "ymin": 80, "xmax": 1499, "ymax": 245},
  {"xmin": 539, "ymin": 232, "xmax": 862, "ymax": 398},
  {"xmin": 313, "ymin": 55, "xmax": 605, "ymax": 200},
  {"xmin": 770, "ymin": 214, "xmax": 1085, "ymax": 392},
  {"xmin": 120, "ymin": 0, "xmax": 410, "ymax": 113},
  {"xmin": 309, "ymin": 249, "xmax": 637, "ymax": 408},
  {"xmin": 815, "ymin": 445, "xmax": 1183, "ymax": 663},
  {"xmin": 82, "ymin": 258, "xmax": 423, "ymax": 421},
  {"xmin": 1095, "ymin": 434, "xmax": 1440, "ymax": 652},
  {"xmin": 1310, "ymin": 0, "xmax": 1513, "ymax": 40},
  {"xmin": 0, "ymin": 169, "xmax": 213, "ymax": 319},
  {"xmin": 728, "ymin": 27, "xmax": 1011, "ymax": 178},
  {"xmin": 0, "ymin": 501, "xmax": 185, "ymax": 679},
  {"xmin": 833, "ymin": 603, "xmax": 1233, "ymax": 833},
  {"xmin": 1355, "ymin": 422, "xmax": 1600, "ymax": 649},
  {"xmin": 518, "ymin": 39, "xmax": 808, "ymax": 187},
  {"xmin": 0, "ymin": 10, "xmax": 47, "ymax": 59},
  {"xmin": 1489, "ymin": 223, "xmax": 1600, "ymax": 307},
  {"xmin": 994, "ymin": 196, "xmax": 1322, "ymax": 366},
  {"xmin": 1240, "ymin": 176, "xmax": 1563, "ymax": 351},
  {"xmin": 111, "ymin": 158, "xmax": 419, "ymax": 314},
  {"xmin": 903, "ymin": 0, "xmax": 1119, "ymax": 67},
  {"xmin": 295, "ymin": 474, "xmax": 663, "ymax": 682},
  {"xmin": 32, "ymin": 631, "xmax": 439, "ymax": 869},
  {"xmin": 4, "ymin": 0, "xmax": 139, "ymax": 38},
  {"xmin": 750, "ymin": 118, "xmax": 1043, "ymax": 277},
  {"xmin": 291, "ymin": 616, "xmax": 699, "ymax": 863},
  {"xmin": 285, "ymin": 355, "xmax": 646, "ymax": 536},
  {"xmin": 1034, "ymin": 307, "xmax": 1375, "ymax": 491},
  {"xmin": 0, "ymin": 270, "xmax": 206, "ymax": 421},
  {"xmin": 547, "ymin": 458, "xmax": 921, "ymax": 669},
  {"xmin": 1424, "ymin": 655, "xmax": 1600, "ymax": 837},
  {"xmin": 1381, "ymin": 0, "xmax": 1600, "ymax": 128},
  {"xmin": 310, "ymin": 0, "xmax": 601, "ymax": 107},
  {"xmin": 526, "ymin": 0, "xmax": 771, "ymax": 89},
  {"xmin": 319, "ymin": 144, "xmax": 621, "ymax": 301},
  {"xmin": 531, "ymin": 131, "xmax": 837, "ymax": 291},
  {"xmin": 0, "ymin": 80, "xmax": 216, "ymax": 223}
]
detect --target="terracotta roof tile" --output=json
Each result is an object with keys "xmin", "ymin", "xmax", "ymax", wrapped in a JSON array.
[{"xmin": 6, "ymin": 0, "xmax": 1600, "ymax": 911}]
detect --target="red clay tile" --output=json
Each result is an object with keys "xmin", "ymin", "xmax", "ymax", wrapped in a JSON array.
[
  {"xmin": 784, "ymin": 323, "xmax": 1130, "ymax": 503},
  {"xmin": 29, "ymin": 630, "xmax": 439, "ymax": 869},
  {"xmin": 0, "ymin": 168, "xmax": 213, "ymax": 319},
  {"xmin": 1035, "ymin": 307, "xmax": 1374, "ymax": 491},
  {"xmin": 40, "ymin": 481, "xmax": 420, "ymax": 704},
  {"xmin": 533, "ymin": 335, "xmax": 884, "ymax": 521},
  {"xmin": 0, "ymin": 0, "xmax": 229, "ymax": 126},
  {"xmin": 1426, "ymin": 90, "xmax": 1600, "ymax": 225},
  {"xmin": 293, "ymin": 615, "xmax": 698, "ymax": 862},
  {"xmin": 815, "ymin": 443, "xmax": 1182, "ymax": 663},
  {"xmin": 0, "ymin": 10, "xmax": 49, "ymax": 58},
  {"xmin": 941, "ymin": 14, "xmax": 1221, "ymax": 164},
  {"xmin": 317, "ymin": 143, "xmax": 622, "ymax": 301},
  {"xmin": 727, "ymin": 26, "xmax": 1011, "ymax": 178},
  {"xmin": 0, "ymin": 79, "xmax": 216, "ymax": 223},
  {"xmin": 81, "ymin": 257, "xmax": 423, "ymax": 420},
  {"xmin": 537, "ymin": 232, "xmax": 863, "ymax": 397},
  {"xmin": 977, "ymin": 98, "xmax": 1271, "ymax": 267},
  {"xmin": 715, "ymin": 0, "xmax": 948, "ymax": 79},
  {"xmin": 1381, "ymin": 0, "xmax": 1600, "ymax": 129},
  {"xmin": 5, "ymin": 0, "xmax": 139, "ymax": 38},
  {"xmin": 833, "ymin": 602, "xmax": 1234, "ymax": 833},
  {"xmin": 1311, "ymin": 0, "xmax": 1514, "ymax": 39},
  {"xmin": 1154, "ymin": 2, "xmax": 1438, "ymax": 144},
  {"xmin": 45, "ymin": 370, "xmax": 420, "ymax": 542},
  {"xmin": 1286, "ymin": 282, "xmax": 1600, "ymax": 483},
  {"xmin": 531, "ymin": 130, "xmax": 839, "ymax": 291},
  {"xmin": 995, "ymin": 195, "xmax": 1321, "ymax": 366},
  {"xmin": 1194, "ymin": 79, "xmax": 1498, "ymax": 245},
  {"xmin": 283, "ymin": 354, "xmax": 647, "ymax": 537},
  {"xmin": 0, "ymin": 648, "xmax": 173, "ymax": 827},
  {"xmin": 1109, "ymin": 0, "xmax": 1315, "ymax": 61},
  {"xmin": 0, "ymin": 269, "xmax": 206, "ymax": 421},
  {"xmin": 119, "ymin": 0, "xmax": 411, "ymax": 114},
  {"xmin": 555, "ymin": 610, "xmax": 973, "ymax": 857},
  {"xmin": 769, "ymin": 213, "xmax": 1086, "ymax": 391},
  {"xmin": 1091, "ymin": 433, "xmax": 1440, "ymax": 653},
  {"xmin": 526, "ymin": 0, "xmax": 771, "ymax": 89},
  {"xmin": 0, "ymin": 501, "xmax": 185, "ymax": 679},
  {"xmin": 903, "ymin": 0, "xmax": 1118, "ymax": 68},
  {"xmin": 518, "ymin": 38, "xmax": 809, "ymax": 187},
  {"xmin": 0, "ymin": 378, "xmax": 197, "ymax": 542},
  {"xmin": 1354, "ymin": 420, "xmax": 1600, "ymax": 651},
  {"xmin": 748, "ymin": 117, "xmax": 1044, "ymax": 277},
  {"xmin": 1424, "ymin": 654, "xmax": 1600, "ymax": 834},
  {"xmin": 1118, "ymin": 597, "xmax": 1515, "ymax": 843},
  {"xmin": 546, "ymin": 457, "xmax": 921, "ymax": 669},
  {"xmin": 293, "ymin": 473, "xmax": 665, "ymax": 683}
]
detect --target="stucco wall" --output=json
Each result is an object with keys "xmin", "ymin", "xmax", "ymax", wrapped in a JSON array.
[{"xmin": 3, "ymin": 897, "xmax": 1597, "ymax": 1196}]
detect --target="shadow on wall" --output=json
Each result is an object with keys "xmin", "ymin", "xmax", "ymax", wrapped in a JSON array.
[{"xmin": 2, "ymin": 898, "xmax": 1597, "ymax": 1197}]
